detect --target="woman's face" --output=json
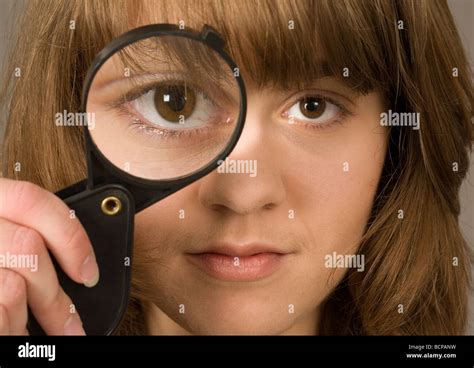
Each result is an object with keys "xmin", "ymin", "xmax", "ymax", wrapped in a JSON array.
[
  {"xmin": 131, "ymin": 78, "xmax": 388, "ymax": 334},
  {"xmin": 89, "ymin": 9, "xmax": 389, "ymax": 334}
]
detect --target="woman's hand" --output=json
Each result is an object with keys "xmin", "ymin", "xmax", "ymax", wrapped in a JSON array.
[{"xmin": 0, "ymin": 178, "xmax": 99, "ymax": 335}]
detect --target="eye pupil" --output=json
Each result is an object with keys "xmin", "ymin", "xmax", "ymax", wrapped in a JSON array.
[
  {"xmin": 300, "ymin": 97, "xmax": 325, "ymax": 118},
  {"xmin": 154, "ymin": 85, "xmax": 196, "ymax": 123},
  {"xmin": 168, "ymin": 90, "xmax": 186, "ymax": 111}
]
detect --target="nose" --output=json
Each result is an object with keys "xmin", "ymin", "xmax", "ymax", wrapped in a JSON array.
[{"xmin": 198, "ymin": 104, "xmax": 286, "ymax": 216}]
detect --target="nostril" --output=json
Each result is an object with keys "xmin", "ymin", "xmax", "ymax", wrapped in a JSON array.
[{"xmin": 210, "ymin": 204, "xmax": 229, "ymax": 213}]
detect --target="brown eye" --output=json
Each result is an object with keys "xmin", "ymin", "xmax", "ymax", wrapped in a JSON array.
[
  {"xmin": 299, "ymin": 97, "xmax": 326, "ymax": 119},
  {"xmin": 154, "ymin": 85, "xmax": 196, "ymax": 123}
]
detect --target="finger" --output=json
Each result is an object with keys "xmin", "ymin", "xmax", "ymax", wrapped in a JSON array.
[
  {"xmin": 0, "ymin": 219, "xmax": 85, "ymax": 335},
  {"xmin": 0, "ymin": 179, "xmax": 99, "ymax": 287},
  {"xmin": 0, "ymin": 268, "xmax": 27, "ymax": 335}
]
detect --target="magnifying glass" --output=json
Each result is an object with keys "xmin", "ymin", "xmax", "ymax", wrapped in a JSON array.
[{"xmin": 28, "ymin": 24, "xmax": 247, "ymax": 335}]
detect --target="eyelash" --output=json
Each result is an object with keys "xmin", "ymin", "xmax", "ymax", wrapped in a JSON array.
[
  {"xmin": 112, "ymin": 81, "xmax": 353, "ymax": 141},
  {"xmin": 283, "ymin": 93, "xmax": 353, "ymax": 131},
  {"xmin": 112, "ymin": 79, "xmax": 220, "ymax": 140},
  {"xmin": 115, "ymin": 102, "xmax": 215, "ymax": 141}
]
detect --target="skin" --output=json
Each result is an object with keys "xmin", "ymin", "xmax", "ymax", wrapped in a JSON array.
[
  {"xmin": 0, "ymin": 10, "xmax": 388, "ymax": 335},
  {"xmin": 0, "ymin": 77, "xmax": 388, "ymax": 336},
  {"xmin": 129, "ymin": 83, "xmax": 388, "ymax": 335},
  {"xmin": 0, "ymin": 78, "xmax": 387, "ymax": 334}
]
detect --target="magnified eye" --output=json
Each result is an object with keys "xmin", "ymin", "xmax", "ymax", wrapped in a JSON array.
[
  {"xmin": 288, "ymin": 96, "xmax": 342, "ymax": 124},
  {"xmin": 85, "ymin": 33, "xmax": 244, "ymax": 181},
  {"xmin": 131, "ymin": 83, "xmax": 221, "ymax": 130}
]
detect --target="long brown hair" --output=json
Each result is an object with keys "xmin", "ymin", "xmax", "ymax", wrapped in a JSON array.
[{"xmin": 1, "ymin": 0, "xmax": 472, "ymax": 335}]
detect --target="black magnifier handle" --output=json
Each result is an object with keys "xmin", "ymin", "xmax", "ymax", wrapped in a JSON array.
[{"xmin": 27, "ymin": 183, "xmax": 135, "ymax": 336}]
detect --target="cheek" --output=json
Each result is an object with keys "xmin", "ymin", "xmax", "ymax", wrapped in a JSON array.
[
  {"xmin": 283, "ymin": 123, "xmax": 388, "ymax": 258},
  {"xmin": 269, "ymin": 123, "xmax": 388, "ymax": 312},
  {"xmin": 134, "ymin": 186, "xmax": 197, "ymax": 256}
]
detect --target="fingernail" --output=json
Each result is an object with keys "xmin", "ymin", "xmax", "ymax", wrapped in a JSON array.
[
  {"xmin": 80, "ymin": 254, "xmax": 99, "ymax": 287},
  {"xmin": 64, "ymin": 314, "xmax": 86, "ymax": 336}
]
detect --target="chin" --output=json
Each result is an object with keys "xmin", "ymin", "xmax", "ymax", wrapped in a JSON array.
[
  {"xmin": 163, "ymin": 294, "xmax": 300, "ymax": 335},
  {"xmin": 177, "ymin": 310, "xmax": 295, "ymax": 335}
]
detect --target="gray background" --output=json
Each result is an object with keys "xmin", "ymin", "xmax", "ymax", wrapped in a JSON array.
[
  {"xmin": 451, "ymin": 0, "xmax": 474, "ymax": 335},
  {"xmin": 0, "ymin": 0, "xmax": 473, "ymax": 333}
]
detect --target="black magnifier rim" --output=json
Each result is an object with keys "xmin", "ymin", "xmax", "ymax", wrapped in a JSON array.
[{"xmin": 81, "ymin": 23, "xmax": 247, "ymax": 189}]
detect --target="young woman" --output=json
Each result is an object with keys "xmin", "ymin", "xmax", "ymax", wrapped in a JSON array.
[{"xmin": 0, "ymin": 0, "xmax": 472, "ymax": 335}]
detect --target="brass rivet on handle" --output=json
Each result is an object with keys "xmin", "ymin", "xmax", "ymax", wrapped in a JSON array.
[{"xmin": 101, "ymin": 196, "xmax": 122, "ymax": 216}]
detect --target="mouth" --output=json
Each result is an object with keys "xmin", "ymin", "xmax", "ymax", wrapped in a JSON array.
[{"xmin": 185, "ymin": 243, "xmax": 291, "ymax": 282}]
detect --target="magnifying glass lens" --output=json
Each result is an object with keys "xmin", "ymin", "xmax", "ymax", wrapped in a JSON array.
[{"xmin": 86, "ymin": 35, "xmax": 241, "ymax": 180}]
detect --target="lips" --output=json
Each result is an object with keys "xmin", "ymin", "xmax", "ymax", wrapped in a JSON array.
[{"xmin": 186, "ymin": 242, "xmax": 291, "ymax": 282}]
